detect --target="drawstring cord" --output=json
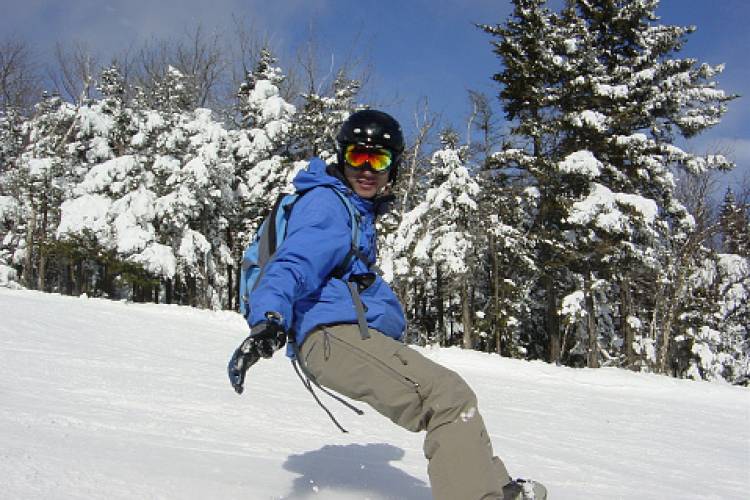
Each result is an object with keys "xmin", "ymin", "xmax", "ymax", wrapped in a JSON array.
[{"xmin": 290, "ymin": 340, "xmax": 364, "ymax": 433}]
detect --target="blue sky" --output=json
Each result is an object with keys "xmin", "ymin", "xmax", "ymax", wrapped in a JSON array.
[{"xmin": 3, "ymin": 0, "xmax": 748, "ymax": 191}]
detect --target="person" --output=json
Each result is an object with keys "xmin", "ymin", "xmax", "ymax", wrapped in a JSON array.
[{"xmin": 227, "ymin": 109, "xmax": 547, "ymax": 500}]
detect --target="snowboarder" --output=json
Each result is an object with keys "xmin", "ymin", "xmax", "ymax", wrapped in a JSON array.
[{"xmin": 228, "ymin": 109, "xmax": 546, "ymax": 500}]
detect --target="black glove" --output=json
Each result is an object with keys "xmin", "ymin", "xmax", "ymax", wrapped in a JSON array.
[{"xmin": 227, "ymin": 312, "xmax": 286, "ymax": 394}]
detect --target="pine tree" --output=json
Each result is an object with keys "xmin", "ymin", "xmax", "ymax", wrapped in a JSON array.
[
  {"xmin": 679, "ymin": 252, "xmax": 750, "ymax": 383},
  {"xmin": 720, "ymin": 188, "xmax": 749, "ymax": 256},
  {"xmin": 232, "ymin": 49, "xmax": 296, "ymax": 229},
  {"xmin": 292, "ymin": 70, "xmax": 361, "ymax": 162},
  {"xmin": 391, "ymin": 131, "xmax": 481, "ymax": 347},
  {"xmin": 482, "ymin": 0, "xmax": 737, "ymax": 370},
  {"xmin": 51, "ymin": 65, "xmax": 134, "ymax": 296},
  {"xmin": 0, "ymin": 103, "xmax": 26, "ymax": 274},
  {"xmin": 475, "ymin": 161, "xmax": 538, "ymax": 357},
  {"xmin": 156, "ymin": 107, "xmax": 232, "ymax": 308},
  {"xmin": 228, "ymin": 48, "xmax": 296, "ymax": 309},
  {"xmin": 481, "ymin": 0, "xmax": 581, "ymax": 363},
  {"xmin": 14, "ymin": 93, "xmax": 77, "ymax": 290}
]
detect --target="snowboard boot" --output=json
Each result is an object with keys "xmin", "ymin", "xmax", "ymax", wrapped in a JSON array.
[{"xmin": 502, "ymin": 478, "xmax": 548, "ymax": 499}]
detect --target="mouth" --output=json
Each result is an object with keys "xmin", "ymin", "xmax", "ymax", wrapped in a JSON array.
[{"xmin": 355, "ymin": 178, "xmax": 378, "ymax": 189}]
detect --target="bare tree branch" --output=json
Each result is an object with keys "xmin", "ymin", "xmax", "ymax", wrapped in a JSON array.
[
  {"xmin": 48, "ymin": 40, "xmax": 99, "ymax": 104},
  {"xmin": 0, "ymin": 37, "xmax": 42, "ymax": 113}
]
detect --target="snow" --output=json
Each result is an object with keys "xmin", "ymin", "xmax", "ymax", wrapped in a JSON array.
[
  {"xmin": 563, "ymin": 38, "xmax": 577, "ymax": 53},
  {"xmin": 567, "ymin": 183, "xmax": 659, "ymax": 232},
  {"xmin": 0, "ymin": 195, "xmax": 18, "ymax": 218},
  {"xmin": 80, "ymin": 156, "xmax": 139, "ymax": 194},
  {"xmin": 57, "ymin": 194, "xmax": 112, "ymax": 239},
  {"xmin": 559, "ymin": 290, "xmax": 586, "ymax": 323},
  {"xmin": 130, "ymin": 243, "xmax": 177, "ymax": 279},
  {"xmin": 567, "ymin": 110, "xmax": 609, "ymax": 132},
  {"xmin": 27, "ymin": 158, "xmax": 53, "ymax": 177},
  {"xmin": 77, "ymin": 104, "xmax": 114, "ymax": 138},
  {"xmin": 594, "ymin": 83, "xmax": 629, "ymax": 99},
  {"xmin": 558, "ymin": 150, "xmax": 602, "ymax": 178},
  {"xmin": 713, "ymin": 254, "xmax": 749, "ymax": 320},
  {"xmin": 615, "ymin": 133, "xmax": 649, "ymax": 147},
  {"xmin": 178, "ymin": 229, "xmax": 211, "ymax": 266},
  {"xmin": 633, "ymin": 68, "xmax": 655, "ymax": 83},
  {"xmin": 0, "ymin": 288, "xmax": 747, "ymax": 500},
  {"xmin": 0, "ymin": 264, "xmax": 18, "ymax": 287}
]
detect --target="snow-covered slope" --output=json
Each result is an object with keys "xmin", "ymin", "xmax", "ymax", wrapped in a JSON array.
[{"xmin": 1, "ymin": 288, "xmax": 747, "ymax": 499}]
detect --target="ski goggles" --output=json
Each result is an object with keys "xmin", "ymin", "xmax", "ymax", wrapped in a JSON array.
[{"xmin": 344, "ymin": 144, "xmax": 393, "ymax": 172}]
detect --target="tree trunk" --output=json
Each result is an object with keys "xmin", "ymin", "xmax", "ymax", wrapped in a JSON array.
[
  {"xmin": 545, "ymin": 274, "xmax": 561, "ymax": 362},
  {"xmin": 490, "ymin": 234, "xmax": 502, "ymax": 355},
  {"xmin": 420, "ymin": 283, "xmax": 430, "ymax": 345},
  {"xmin": 657, "ymin": 257, "xmax": 691, "ymax": 374},
  {"xmin": 620, "ymin": 275, "xmax": 637, "ymax": 369},
  {"xmin": 436, "ymin": 265, "xmax": 445, "ymax": 346},
  {"xmin": 76, "ymin": 261, "xmax": 85, "ymax": 296},
  {"xmin": 37, "ymin": 194, "xmax": 48, "ymax": 292},
  {"xmin": 226, "ymin": 226, "xmax": 235, "ymax": 310},
  {"xmin": 101, "ymin": 262, "xmax": 113, "ymax": 298},
  {"xmin": 166, "ymin": 278, "xmax": 174, "ymax": 304},
  {"xmin": 227, "ymin": 263, "xmax": 234, "ymax": 310},
  {"xmin": 37, "ymin": 246, "xmax": 46, "ymax": 291},
  {"xmin": 23, "ymin": 201, "xmax": 37, "ymax": 288},
  {"xmin": 187, "ymin": 275, "xmax": 197, "ymax": 307},
  {"xmin": 461, "ymin": 279, "xmax": 473, "ymax": 349},
  {"xmin": 584, "ymin": 274, "xmax": 599, "ymax": 368},
  {"xmin": 64, "ymin": 259, "xmax": 73, "ymax": 295}
]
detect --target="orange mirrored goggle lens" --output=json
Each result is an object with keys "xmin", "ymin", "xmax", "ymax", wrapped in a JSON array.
[{"xmin": 344, "ymin": 144, "xmax": 393, "ymax": 172}]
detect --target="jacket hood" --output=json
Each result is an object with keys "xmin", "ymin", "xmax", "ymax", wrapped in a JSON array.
[{"xmin": 292, "ymin": 157, "xmax": 343, "ymax": 193}]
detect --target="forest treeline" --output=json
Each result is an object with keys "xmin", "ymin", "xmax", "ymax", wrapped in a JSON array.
[{"xmin": 1, "ymin": 0, "xmax": 748, "ymax": 384}]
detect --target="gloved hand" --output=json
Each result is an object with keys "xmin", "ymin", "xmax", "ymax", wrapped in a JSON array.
[{"xmin": 227, "ymin": 312, "xmax": 286, "ymax": 394}]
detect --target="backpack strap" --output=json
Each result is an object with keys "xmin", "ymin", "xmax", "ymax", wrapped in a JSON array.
[
  {"xmin": 327, "ymin": 188, "xmax": 364, "ymax": 273},
  {"xmin": 322, "ymin": 188, "xmax": 377, "ymax": 341},
  {"xmin": 260, "ymin": 194, "xmax": 288, "ymax": 267},
  {"xmin": 287, "ymin": 186, "xmax": 374, "ymax": 342}
]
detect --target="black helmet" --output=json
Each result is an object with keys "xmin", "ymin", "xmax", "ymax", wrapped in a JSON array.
[{"xmin": 336, "ymin": 109, "xmax": 405, "ymax": 180}]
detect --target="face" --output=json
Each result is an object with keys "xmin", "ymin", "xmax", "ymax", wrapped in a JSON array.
[{"xmin": 343, "ymin": 164, "xmax": 389, "ymax": 199}]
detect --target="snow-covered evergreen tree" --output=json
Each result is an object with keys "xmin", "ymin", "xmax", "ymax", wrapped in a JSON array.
[
  {"xmin": 475, "ymin": 168, "xmax": 538, "ymax": 358},
  {"xmin": 390, "ymin": 131, "xmax": 481, "ymax": 347},
  {"xmin": 292, "ymin": 70, "xmax": 360, "ymax": 162},
  {"xmin": 481, "ymin": 0, "xmax": 581, "ymax": 363},
  {"xmin": 49, "ymin": 65, "xmax": 136, "ymax": 296},
  {"xmin": 0, "ymin": 104, "xmax": 26, "ymax": 275},
  {"xmin": 482, "ymin": 0, "xmax": 736, "ymax": 371},
  {"xmin": 13, "ymin": 93, "xmax": 77, "ymax": 290},
  {"xmin": 154, "ymin": 108, "xmax": 233, "ymax": 308},
  {"xmin": 228, "ymin": 48, "xmax": 296, "ymax": 309},
  {"xmin": 720, "ymin": 188, "xmax": 749, "ymax": 256},
  {"xmin": 679, "ymin": 252, "xmax": 749, "ymax": 383},
  {"xmin": 150, "ymin": 65, "xmax": 196, "ymax": 114},
  {"xmin": 231, "ymin": 49, "xmax": 296, "ymax": 230}
]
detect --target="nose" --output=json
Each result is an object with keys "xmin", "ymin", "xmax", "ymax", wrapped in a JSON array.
[{"xmin": 359, "ymin": 165, "xmax": 378, "ymax": 176}]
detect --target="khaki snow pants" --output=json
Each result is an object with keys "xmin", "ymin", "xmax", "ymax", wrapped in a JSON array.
[{"xmin": 299, "ymin": 324, "xmax": 512, "ymax": 500}]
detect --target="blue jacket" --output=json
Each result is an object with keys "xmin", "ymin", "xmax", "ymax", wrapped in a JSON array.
[{"xmin": 248, "ymin": 158, "xmax": 406, "ymax": 348}]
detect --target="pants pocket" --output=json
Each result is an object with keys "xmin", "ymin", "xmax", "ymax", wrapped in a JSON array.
[{"xmin": 327, "ymin": 331, "xmax": 422, "ymax": 397}]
